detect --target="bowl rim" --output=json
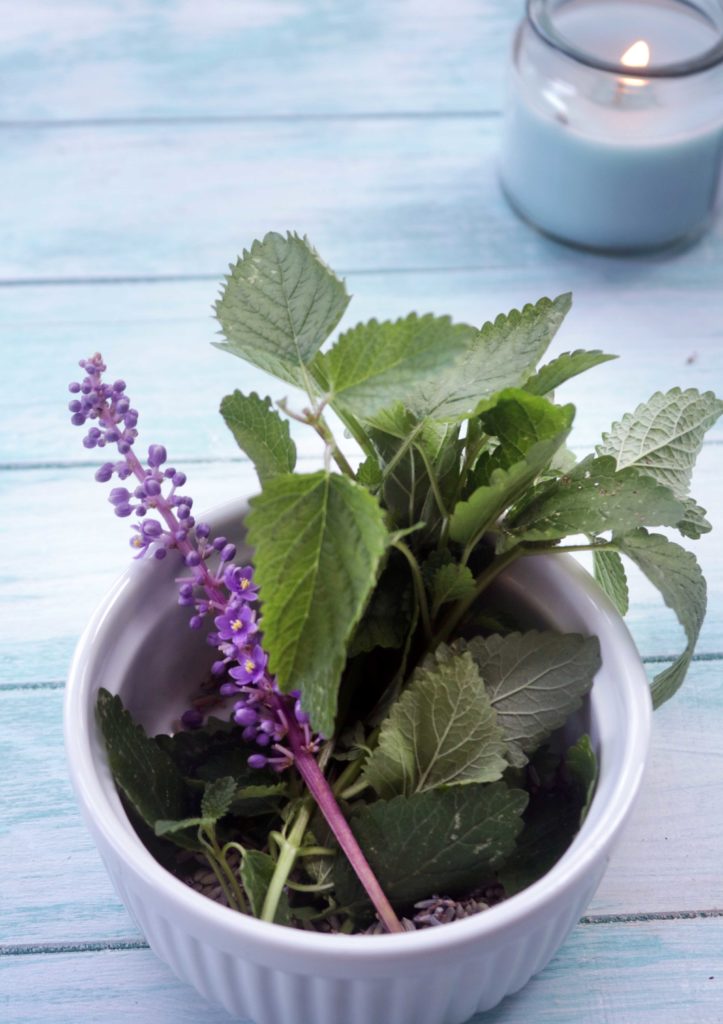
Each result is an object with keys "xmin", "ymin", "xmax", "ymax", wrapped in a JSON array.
[{"xmin": 65, "ymin": 497, "xmax": 652, "ymax": 963}]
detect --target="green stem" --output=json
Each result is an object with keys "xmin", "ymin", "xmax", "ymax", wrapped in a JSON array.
[
  {"xmin": 205, "ymin": 829, "xmax": 248, "ymax": 914},
  {"xmin": 285, "ymin": 879, "xmax": 335, "ymax": 893},
  {"xmin": 198, "ymin": 834, "xmax": 238, "ymax": 911},
  {"xmin": 433, "ymin": 545, "xmax": 525, "ymax": 646},
  {"xmin": 339, "ymin": 778, "xmax": 371, "ymax": 801},
  {"xmin": 393, "ymin": 539, "xmax": 432, "ymax": 642},
  {"xmin": 313, "ymin": 414, "xmax": 356, "ymax": 477},
  {"xmin": 260, "ymin": 801, "xmax": 313, "ymax": 923},
  {"xmin": 415, "ymin": 443, "xmax": 448, "ymax": 523}
]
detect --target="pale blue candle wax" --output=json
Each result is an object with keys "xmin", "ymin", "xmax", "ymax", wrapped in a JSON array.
[{"xmin": 500, "ymin": 0, "xmax": 723, "ymax": 252}]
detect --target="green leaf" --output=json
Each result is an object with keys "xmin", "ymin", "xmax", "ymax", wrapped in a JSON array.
[
  {"xmin": 523, "ymin": 349, "xmax": 617, "ymax": 397},
  {"xmin": 314, "ymin": 314, "xmax": 474, "ymax": 419},
  {"xmin": 676, "ymin": 499, "xmax": 712, "ymax": 540},
  {"xmin": 335, "ymin": 782, "xmax": 527, "ymax": 910},
  {"xmin": 593, "ymin": 549, "xmax": 629, "ymax": 615},
  {"xmin": 429, "ymin": 561, "xmax": 476, "ymax": 615},
  {"xmin": 363, "ymin": 646, "xmax": 508, "ymax": 798},
  {"xmin": 246, "ymin": 471, "xmax": 389, "ymax": 736},
  {"xmin": 347, "ymin": 557, "xmax": 412, "ymax": 658},
  {"xmin": 240, "ymin": 850, "xmax": 291, "ymax": 923},
  {"xmin": 220, "ymin": 391, "xmax": 296, "ymax": 485},
  {"xmin": 566, "ymin": 734, "xmax": 597, "ymax": 823},
  {"xmin": 96, "ymin": 689, "xmax": 187, "ymax": 831},
  {"xmin": 450, "ymin": 394, "xmax": 574, "ymax": 549},
  {"xmin": 356, "ymin": 454, "xmax": 383, "ymax": 489},
  {"xmin": 597, "ymin": 387, "xmax": 723, "ymax": 499},
  {"xmin": 214, "ymin": 231, "xmax": 350, "ymax": 387},
  {"xmin": 370, "ymin": 407, "xmax": 460, "ymax": 539},
  {"xmin": 201, "ymin": 776, "xmax": 237, "ymax": 823},
  {"xmin": 154, "ymin": 816, "xmax": 204, "ymax": 838},
  {"xmin": 405, "ymin": 294, "xmax": 572, "ymax": 421},
  {"xmin": 460, "ymin": 632, "xmax": 601, "ymax": 767},
  {"xmin": 616, "ymin": 530, "xmax": 706, "ymax": 708},
  {"xmin": 505, "ymin": 455, "xmax": 685, "ymax": 542}
]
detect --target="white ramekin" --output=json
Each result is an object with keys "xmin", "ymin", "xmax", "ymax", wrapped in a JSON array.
[{"xmin": 65, "ymin": 499, "xmax": 652, "ymax": 1024}]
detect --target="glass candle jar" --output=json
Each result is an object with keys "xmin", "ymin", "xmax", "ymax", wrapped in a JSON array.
[{"xmin": 499, "ymin": 0, "xmax": 723, "ymax": 253}]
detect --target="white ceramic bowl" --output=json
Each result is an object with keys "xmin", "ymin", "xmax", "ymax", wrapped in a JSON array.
[{"xmin": 65, "ymin": 500, "xmax": 652, "ymax": 1024}]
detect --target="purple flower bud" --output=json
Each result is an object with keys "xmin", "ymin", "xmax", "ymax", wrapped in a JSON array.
[
  {"xmin": 95, "ymin": 463, "xmax": 114, "ymax": 483},
  {"xmin": 71, "ymin": 412, "xmax": 86, "ymax": 426},
  {"xmin": 112, "ymin": 379, "xmax": 126, "ymax": 393},
  {"xmin": 195, "ymin": 523, "xmax": 210, "ymax": 539},
  {"xmin": 255, "ymin": 732, "xmax": 271, "ymax": 748},
  {"xmin": 212, "ymin": 536, "xmax": 227, "ymax": 551},
  {"xmin": 177, "ymin": 505, "xmax": 191, "ymax": 521},
  {"xmin": 234, "ymin": 707, "xmax": 259, "ymax": 727},
  {"xmin": 181, "ymin": 708, "xmax": 204, "ymax": 729},
  {"xmin": 189, "ymin": 614, "xmax": 204, "ymax": 629},
  {"xmin": 68, "ymin": 400, "xmax": 82, "ymax": 413},
  {"xmin": 109, "ymin": 487, "xmax": 131, "ymax": 506},
  {"xmin": 154, "ymin": 548, "xmax": 167, "ymax": 560},
  {"xmin": 172, "ymin": 472, "xmax": 186, "ymax": 487},
  {"xmin": 248, "ymin": 754, "xmax": 268, "ymax": 769},
  {"xmin": 114, "ymin": 503, "xmax": 133, "ymax": 518},
  {"xmin": 185, "ymin": 551, "xmax": 201, "ymax": 567},
  {"xmin": 148, "ymin": 444, "xmax": 167, "ymax": 467},
  {"xmin": 142, "ymin": 520, "xmax": 163, "ymax": 539},
  {"xmin": 242, "ymin": 726, "xmax": 259, "ymax": 742},
  {"xmin": 68, "ymin": 382, "xmax": 81, "ymax": 393},
  {"xmin": 144, "ymin": 478, "xmax": 161, "ymax": 497},
  {"xmin": 219, "ymin": 682, "xmax": 239, "ymax": 696},
  {"xmin": 220, "ymin": 543, "xmax": 236, "ymax": 563}
]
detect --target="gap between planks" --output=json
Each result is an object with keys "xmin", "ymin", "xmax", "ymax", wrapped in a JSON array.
[{"xmin": 3, "ymin": 910, "xmax": 722, "ymax": 959}]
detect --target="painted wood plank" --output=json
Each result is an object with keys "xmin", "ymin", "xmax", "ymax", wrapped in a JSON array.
[
  {"xmin": 3, "ymin": 660, "xmax": 722, "ymax": 946},
  {"xmin": 1, "ymin": 443, "xmax": 721, "ymax": 690},
  {"xmin": 2, "ymin": 917, "xmax": 722, "ymax": 1023},
  {"xmin": 2, "ymin": 274, "xmax": 722, "ymax": 467},
  {"xmin": 1, "ymin": 118, "xmax": 723, "ymax": 282},
  {"xmin": 0, "ymin": 0, "xmax": 518, "ymax": 121}
]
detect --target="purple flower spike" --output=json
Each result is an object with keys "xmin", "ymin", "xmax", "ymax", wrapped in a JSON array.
[{"xmin": 69, "ymin": 353, "xmax": 320, "ymax": 766}]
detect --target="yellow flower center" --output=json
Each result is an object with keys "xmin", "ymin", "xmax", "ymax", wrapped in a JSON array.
[
  {"xmin": 241, "ymin": 578, "xmax": 250, "ymax": 590},
  {"xmin": 245, "ymin": 659, "xmax": 255, "ymax": 673},
  {"xmin": 231, "ymin": 619, "xmax": 243, "ymax": 632}
]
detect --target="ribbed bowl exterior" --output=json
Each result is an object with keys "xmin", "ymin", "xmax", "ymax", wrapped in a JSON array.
[{"xmin": 66, "ymin": 499, "xmax": 652, "ymax": 1024}]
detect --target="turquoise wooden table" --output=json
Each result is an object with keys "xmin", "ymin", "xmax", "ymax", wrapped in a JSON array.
[{"xmin": 2, "ymin": 2, "xmax": 722, "ymax": 1021}]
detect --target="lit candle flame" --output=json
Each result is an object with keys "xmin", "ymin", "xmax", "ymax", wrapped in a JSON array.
[
  {"xmin": 619, "ymin": 39, "xmax": 650, "ymax": 88},
  {"xmin": 621, "ymin": 40, "xmax": 651, "ymax": 69}
]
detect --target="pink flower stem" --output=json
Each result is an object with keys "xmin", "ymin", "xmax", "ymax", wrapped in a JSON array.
[{"xmin": 285, "ymin": 717, "xmax": 403, "ymax": 934}]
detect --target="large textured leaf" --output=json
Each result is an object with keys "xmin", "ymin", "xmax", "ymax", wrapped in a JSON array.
[
  {"xmin": 677, "ymin": 499, "xmax": 712, "ymax": 539},
  {"xmin": 201, "ymin": 776, "xmax": 238, "ymax": 823},
  {"xmin": 96, "ymin": 689, "xmax": 188, "ymax": 830},
  {"xmin": 335, "ymin": 782, "xmax": 528, "ymax": 910},
  {"xmin": 523, "ymin": 349, "xmax": 616, "ymax": 397},
  {"xmin": 314, "ymin": 314, "xmax": 474, "ymax": 419},
  {"xmin": 405, "ymin": 294, "xmax": 572, "ymax": 421},
  {"xmin": 220, "ymin": 391, "xmax": 296, "ymax": 485},
  {"xmin": 429, "ymin": 561, "xmax": 476, "ymax": 615},
  {"xmin": 498, "ymin": 738, "xmax": 595, "ymax": 896},
  {"xmin": 450, "ymin": 394, "xmax": 574, "ymax": 549},
  {"xmin": 246, "ymin": 472, "xmax": 389, "ymax": 736},
  {"xmin": 597, "ymin": 387, "xmax": 723, "ymax": 498},
  {"xmin": 363, "ymin": 646, "xmax": 508, "ymax": 798},
  {"xmin": 505, "ymin": 455, "xmax": 685, "ymax": 542},
  {"xmin": 593, "ymin": 549, "xmax": 629, "ymax": 615},
  {"xmin": 214, "ymin": 231, "xmax": 350, "ymax": 386},
  {"xmin": 460, "ymin": 632, "xmax": 601, "ymax": 766},
  {"xmin": 616, "ymin": 530, "xmax": 706, "ymax": 708}
]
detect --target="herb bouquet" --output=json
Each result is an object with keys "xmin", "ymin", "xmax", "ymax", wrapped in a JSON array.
[{"xmin": 68, "ymin": 232, "xmax": 720, "ymax": 937}]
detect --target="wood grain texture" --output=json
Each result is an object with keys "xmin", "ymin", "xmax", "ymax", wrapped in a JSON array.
[
  {"xmin": 1, "ymin": 118, "xmax": 722, "ymax": 282},
  {"xmin": 3, "ymin": 660, "xmax": 722, "ymax": 946},
  {"xmin": 3, "ymin": 918, "xmax": 722, "ymax": 1023},
  {"xmin": 2, "ymin": 275, "xmax": 722, "ymax": 466},
  {"xmin": 0, "ymin": 0, "xmax": 518, "ymax": 121}
]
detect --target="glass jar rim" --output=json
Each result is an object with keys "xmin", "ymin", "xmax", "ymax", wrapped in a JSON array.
[{"xmin": 526, "ymin": 0, "xmax": 723, "ymax": 77}]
